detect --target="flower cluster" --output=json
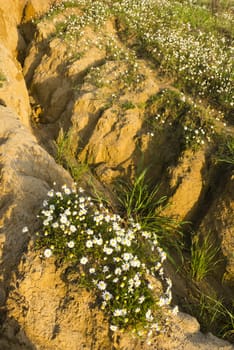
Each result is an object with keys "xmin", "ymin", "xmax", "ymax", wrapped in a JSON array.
[
  {"xmin": 112, "ymin": 0, "xmax": 233, "ymax": 116},
  {"xmin": 146, "ymin": 88, "xmax": 216, "ymax": 149},
  {"xmin": 35, "ymin": 185, "xmax": 173, "ymax": 333}
]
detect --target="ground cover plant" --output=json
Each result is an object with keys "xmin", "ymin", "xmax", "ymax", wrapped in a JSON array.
[
  {"xmin": 145, "ymin": 88, "xmax": 215, "ymax": 150},
  {"xmin": 36, "ymin": 0, "xmax": 233, "ymax": 120},
  {"xmin": 35, "ymin": 185, "xmax": 176, "ymax": 336},
  {"xmin": 113, "ymin": 0, "xmax": 233, "ymax": 118}
]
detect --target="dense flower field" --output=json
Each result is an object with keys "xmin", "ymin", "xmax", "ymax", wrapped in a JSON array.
[{"xmin": 39, "ymin": 0, "xmax": 233, "ymax": 119}]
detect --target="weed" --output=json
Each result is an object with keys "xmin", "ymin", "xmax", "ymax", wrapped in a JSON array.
[
  {"xmin": 185, "ymin": 293, "xmax": 234, "ymax": 342},
  {"xmin": 216, "ymin": 135, "xmax": 234, "ymax": 166},
  {"xmin": 121, "ymin": 101, "xmax": 135, "ymax": 110},
  {"xmin": 190, "ymin": 232, "xmax": 222, "ymax": 282},
  {"xmin": 54, "ymin": 128, "xmax": 88, "ymax": 182},
  {"xmin": 115, "ymin": 169, "xmax": 184, "ymax": 262}
]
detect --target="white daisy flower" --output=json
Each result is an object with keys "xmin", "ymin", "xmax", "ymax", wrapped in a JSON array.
[
  {"xmin": 97, "ymin": 281, "xmax": 107, "ymax": 291},
  {"xmin": 70, "ymin": 225, "xmax": 77, "ymax": 233},
  {"xmin": 67, "ymin": 240, "xmax": 75, "ymax": 248},
  {"xmin": 86, "ymin": 240, "xmax": 93, "ymax": 248},
  {"xmin": 80, "ymin": 257, "xmax": 88, "ymax": 265},
  {"xmin": 44, "ymin": 248, "xmax": 52, "ymax": 258}
]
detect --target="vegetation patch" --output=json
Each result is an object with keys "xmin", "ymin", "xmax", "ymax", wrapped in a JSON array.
[
  {"xmin": 190, "ymin": 232, "xmax": 222, "ymax": 282},
  {"xmin": 34, "ymin": 184, "xmax": 177, "ymax": 336},
  {"xmin": 145, "ymin": 89, "xmax": 215, "ymax": 150},
  {"xmin": 185, "ymin": 293, "xmax": 234, "ymax": 342}
]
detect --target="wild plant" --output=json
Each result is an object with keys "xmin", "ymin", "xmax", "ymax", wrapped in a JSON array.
[
  {"xmin": 185, "ymin": 293, "xmax": 234, "ymax": 342},
  {"xmin": 115, "ymin": 169, "xmax": 184, "ymax": 262},
  {"xmin": 145, "ymin": 89, "xmax": 214, "ymax": 150},
  {"xmin": 216, "ymin": 135, "xmax": 234, "ymax": 166},
  {"xmin": 34, "ymin": 184, "xmax": 177, "ymax": 336},
  {"xmin": 190, "ymin": 232, "xmax": 222, "ymax": 282},
  {"xmin": 54, "ymin": 128, "xmax": 89, "ymax": 181}
]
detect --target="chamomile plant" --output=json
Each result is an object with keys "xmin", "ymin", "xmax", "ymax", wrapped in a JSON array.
[{"xmin": 34, "ymin": 184, "xmax": 177, "ymax": 335}]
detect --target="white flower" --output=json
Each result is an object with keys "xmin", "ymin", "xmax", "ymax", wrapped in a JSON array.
[
  {"xmin": 62, "ymin": 186, "xmax": 71, "ymax": 195},
  {"xmin": 122, "ymin": 263, "xmax": 130, "ymax": 271},
  {"xmin": 52, "ymin": 222, "xmax": 59, "ymax": 228},
  {"xmin": 114, "ymin": 267, "xmax": 122, "ymax": 275},
  {"xmin": 97, "ymin": 281, "xmax": 107, "ymax": 291},
  {"xmin": 103, "ymin": 247, "xmax": 113, "ymax": 255},
  {"xmin": 43, "ymin": 200, "xmax": 48, "ymax": 207},
  {"xmin": 158, "ymin": 297, "xmax": 170, "ymax": 307},
  {"xmin": 44, "ymin": 248, "xmax": 52, "ymax": 258},
  {"xmin": 89, "ymin": 268, "xmax": 95, "ymax": 274},
  {"xmin": 122, "ymin": 253, "xmax": 133, "ymax": 261},
  {"xmin": 146, "ymin": 309, "xmax": 153, "ymax": 322},
  {"xmin": 102, "ymin": 291, "xmax": 113, "ymax": 301},
  {"xmin": 69, "ymin": 225, "xmax": 76, "ymax": 233},
  {"xmin": 121, "ymin": 237, "xmax": 131, "ymax": 246},
  {"xmin": 142, "ymin": 231, "xmax": 151, "ymax": 238},
  {"xmin": 60, "ymin": 215, "xmax": 68, "ymax": 224},
  {"xmin": 67, "ymin": 240, "xmax": 75, "ymax": 248},
  {"xmin": 86, "ymin": 240, "xmax": 93, "ymax": 248},
  {"xmin": 94, "ymin": 237, "xmax": 103, "ymax": 245},
  {"xmin": 110, "ymin": 238, "xmax": 117, "ymax": 247},
  {"xmin": 22, "ymin": 226, "xmax": 28, "ymax": 233},
  {"xmin": 80, "ymin": 257, "xmax": 88, "ymax": 265},
  {"xmin": 134, "ymin": 279, "xmax": 141, "ymax": 288},
  {"xmin": 110, "ymin": 325, "xmax": 118, "ymax": 332},
  {"xmin": 130, "ymin": 258, "xmax": 141, "ymax": 268},
  {"xmin": 148, "ymin": 283, "xmax": 153, "ymax": 290},
  {"xmin": 47, "ymin": 190, "xmax": 54, "ymax": 197},
  {"xmin": 113, "ymin": 309, "xmax": 127, "ymax": 317},
  {"xmin": 65, "ymin": 209, "xmax": 71, "ymax": 216},
  {"xmin": 139, "ymin": 296, "xmax": 145, "ymax": 304},
  {"xmin": 172, "ymin": 305, "xmax": 179, "ymax": 315},
  {"xmin": 79, "ymin": 196, "xmax": 85, "ymax": 203}
]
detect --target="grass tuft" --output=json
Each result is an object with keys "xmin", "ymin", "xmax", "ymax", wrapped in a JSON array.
[{"xmin": 190, "ymin": 232, "xmax": 222, "ymax": 282}]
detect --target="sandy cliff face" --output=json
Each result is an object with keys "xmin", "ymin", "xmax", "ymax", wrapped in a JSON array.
[{"xmin": 0, "ymin": 1, "xmax": 233, "ymax": 349}]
